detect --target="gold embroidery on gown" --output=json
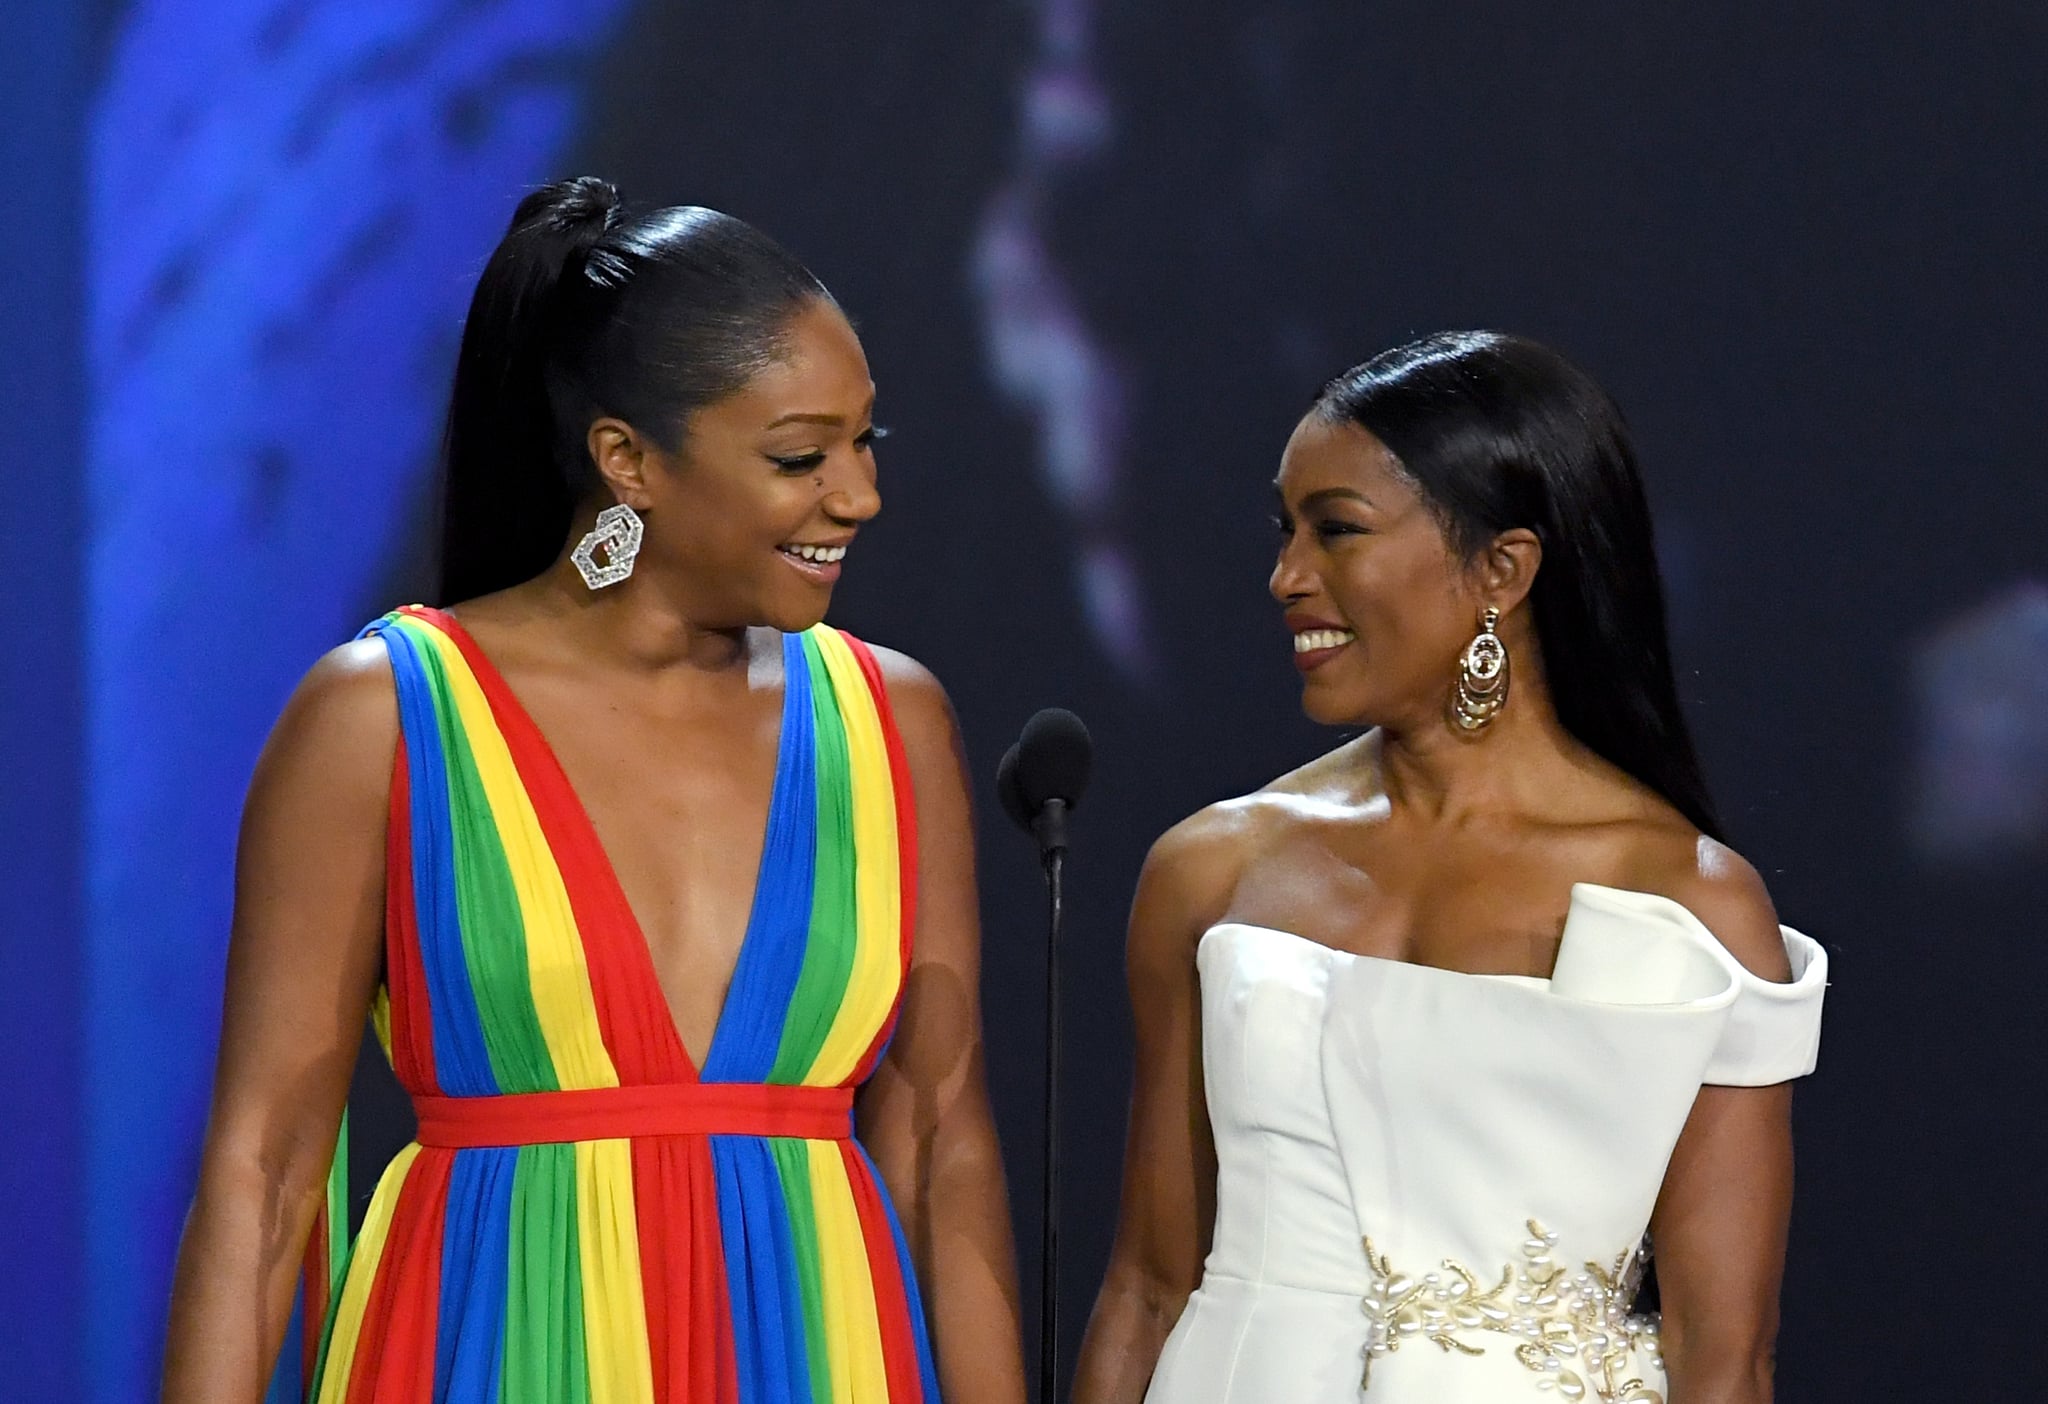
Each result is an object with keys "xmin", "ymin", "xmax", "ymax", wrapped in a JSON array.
[{"xmin": 1358, "ymin": 1221, "xmax": 1665, "ymax": 1403}]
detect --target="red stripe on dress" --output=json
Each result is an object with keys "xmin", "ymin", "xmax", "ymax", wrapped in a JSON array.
[
  {"xmin": 634, "ymin": 1138, "xmax": 740, "ymax": 1404},
  {"xmin": 301, "ymin": 1212, "xmax": 329, "ymax": 1386},
  {"xmin": 383, "ymin": 748, "xmax": 438, "ymax": 1093},
  {"xmin": 839, "ymin": 635, "xmax": 921, "ymax": 1085},
  {"xmin": 341, "ymin": 1151, "xmax": 451, "ymax": 1404},
  {"xmin": 407, "ymin": 606, "xmax": 693, "ymax": 1088},
  {"xmin": 842, "ymin": 1143, "xmax": 925, "ymax": 1403},
  {"xmin": 413, "ymin": 1083, "xmax": 853, "ymax": 1146}
]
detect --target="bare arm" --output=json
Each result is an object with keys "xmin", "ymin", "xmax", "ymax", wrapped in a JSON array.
[
  {"xmin": 856, "ymin": 652, "xmax": 1027, "ymax": 1404},
  {"xmin": 160, "ymin": 643, "xmax": 396, "ymax": 1403},
  {"xmin": 1070, "ymin": 811, "xmax": 1239, "ymax": 1404},
  {"xmin": 1647, "ymin": 844, "xmax": 1798, "ymax": 1404}
]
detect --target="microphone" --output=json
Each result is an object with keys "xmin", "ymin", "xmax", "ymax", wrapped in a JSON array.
[
  {"xmin": 998, "ymin": 706, "xmax": 1093, "ymax": 862},
  {"xmin": 997, "ymin": 707, "xmax": 1092, "ymax": 1404}
]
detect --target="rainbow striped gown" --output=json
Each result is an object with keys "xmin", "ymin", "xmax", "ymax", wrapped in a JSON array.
[{"xmin": 298, "ymin": 605, "xmax": 941, "ymax": 1403}]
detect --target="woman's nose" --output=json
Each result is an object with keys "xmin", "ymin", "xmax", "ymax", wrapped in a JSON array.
[
  {"xmin": 824, "ymin": 457, "xmax": 881, "ymax": 524},
  {"xmin": 1269, "ymin": 536, "xmax": 1311, "ymax": 604}
]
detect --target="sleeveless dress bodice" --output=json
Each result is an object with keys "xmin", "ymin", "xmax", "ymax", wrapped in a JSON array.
[
  {"xmin": 1146, "ymin": 884, "xmax": 1827, "ymax": 1404},
  {"xmin": 296, "ymin": 606, "xmax": 942, "ymax": 1404}
]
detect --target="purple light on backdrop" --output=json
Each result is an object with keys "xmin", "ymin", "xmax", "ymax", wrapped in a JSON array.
[
  {"xmin": 971, "ymin": 0, "xmax": 1155, "ymax": 683},
  {"xmin": 1910, "ymin": 582, "xmax": 2048, "ymax": 862}
]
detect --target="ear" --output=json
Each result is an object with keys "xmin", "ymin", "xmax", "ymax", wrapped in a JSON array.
[
  {"xmin": 586, "ymin": 416, "xmax": 657, "ymax": 512},
  {"xmin": 1478, "ymin": 527, "xmax": 1542, "ymax": 615}
]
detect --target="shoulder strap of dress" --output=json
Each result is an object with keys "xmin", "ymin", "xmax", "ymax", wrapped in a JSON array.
[
  {"xmin": 801, "ymin": 626, "xmax": 921, "ymax": 1086},
  {"xmin": 1704, "ymin": 928, "xmax": 1828, "ymax": 1086}
]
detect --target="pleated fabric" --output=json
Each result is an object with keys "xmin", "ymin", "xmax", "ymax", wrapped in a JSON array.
[{"xmin": 301, "ymin": 606, "xmax": 938, "ymax": 1404}]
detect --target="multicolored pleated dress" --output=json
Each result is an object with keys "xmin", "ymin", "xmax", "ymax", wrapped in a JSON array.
[{"xmin": 296, "ymin": 605, "xmax": 941, "ymax": 1403}]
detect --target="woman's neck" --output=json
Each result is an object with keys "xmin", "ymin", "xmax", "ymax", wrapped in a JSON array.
[
  {"xmin": 1371, "ymin": 680, "xmax": 1598, "ymax": 826},
  {"xmin": 520, "ymin": 556, "xmax": 753, "ymax": 675}
]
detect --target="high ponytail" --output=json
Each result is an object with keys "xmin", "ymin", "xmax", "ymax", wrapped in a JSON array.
[
  {"xmin": 441, "ymin": 177, "xmax": 621, "ymax": 606},
  {"xmin": 436, "ymin": 178, "xmax": 831, "ymax": 605}
]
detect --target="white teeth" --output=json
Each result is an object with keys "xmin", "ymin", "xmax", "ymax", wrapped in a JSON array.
[
  {"xmin": 785, "ymin": 544, "xmax": 847, "ymax": 564},
  {"xmin": 1293, "ymin": 628, "xmax": 1356, "ymax": 654}
]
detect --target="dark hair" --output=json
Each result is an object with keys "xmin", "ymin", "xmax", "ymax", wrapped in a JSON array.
[
  {"xmin": 438, "ymin": 176, "xmax": 831, "ymax": 603},
  {"xmin": 1315, "ymin": 330, "xmax": 1724, "ymax": 842}
]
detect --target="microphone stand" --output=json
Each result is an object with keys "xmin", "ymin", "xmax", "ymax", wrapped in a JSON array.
[{"xmin": 1033, "ymin": 797, "xmax": 1070, "ymax": 1404}]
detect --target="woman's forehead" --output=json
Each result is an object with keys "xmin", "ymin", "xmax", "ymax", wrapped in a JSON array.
[{"xmin": 1278, "ymin": 417, "xmax": 1411, "ymax": 497}]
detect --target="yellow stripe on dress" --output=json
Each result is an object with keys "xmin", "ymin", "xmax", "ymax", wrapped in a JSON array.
[
  {"xmin": 573, "ymin": 1146, "xmax": 651, "ymax": 1404},
  {"xmin": 411, "ymin": 622, "xmax": 619, "ymax": 1092},
  {"xmin": 807, "ymin": 628, "xmax": 903, "ymax": 1087},
  {"xmin": 576, "ymin": 1138, "xmax": 657, "ymax": 1404},
  {"xmin": 803, "ymin": 1139, "xmax": 891, "ymax": 1402},
  {"xmin": 370, "ymin": 985, "xmax": 394, "ymax": 1063},
  {"xmin": 312, "ymin": 1143, "xmax": 423, "ymax": 1404}
]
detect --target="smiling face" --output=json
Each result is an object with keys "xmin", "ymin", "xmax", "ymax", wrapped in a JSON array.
[
  {"xmin": 1269, "ymin": 414, "xmax": 1497, "ymax": 729},
  {"xmin": 590, "ymin": 298, "xmax": 882, "ymax": 631}
]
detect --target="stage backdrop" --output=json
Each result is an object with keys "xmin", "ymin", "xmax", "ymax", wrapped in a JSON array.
[{"xmin": 5, "ymin": 2, "xmax": 2045, "ymax": 1399}]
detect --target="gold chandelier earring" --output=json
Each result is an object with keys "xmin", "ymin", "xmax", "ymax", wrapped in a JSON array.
[{"xmin": 1453, "ymin": 606, "xmax": 1510, "ymax": 732}]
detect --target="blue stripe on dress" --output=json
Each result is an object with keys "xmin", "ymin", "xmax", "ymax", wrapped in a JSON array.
[
  {"xmin": 701, "ymin": 633, "xmax": 818, "ymax": 1086},
  {"xmin": 712, "ymin": 1137, "xmax": 814, "ymax": 1403},
  {"xmin": 360, "ymin": 616, "xmax": 497, "ymax": 1097},
  {"xmin": 434, "ymin": 1147, "xmax": 517, "ymax": 1403}
]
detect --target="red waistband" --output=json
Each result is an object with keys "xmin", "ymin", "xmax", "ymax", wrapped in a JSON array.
[{"xmin": 412, "ymin": 1082, "xmax": 855, "ymax": 1148}]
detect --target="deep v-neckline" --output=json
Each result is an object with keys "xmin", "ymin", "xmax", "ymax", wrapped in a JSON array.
[{"xmin": 430, "ymin": 607, "xmax": 793, "ymax": 1080}]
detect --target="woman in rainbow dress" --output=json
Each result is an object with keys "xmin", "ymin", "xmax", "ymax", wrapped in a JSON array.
[{"xmin": 163, "ymin": 178, "xmax": 1026, "ymax": 1404}]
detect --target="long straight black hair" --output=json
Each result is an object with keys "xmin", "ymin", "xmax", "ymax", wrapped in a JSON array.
[
  {"xmin": 1316, "ymin": 330, "xmax": 1724, "ymax": 843},
  {"xmin": 438, "ymin": 177, "xmax": 830, "ymax": 605}
]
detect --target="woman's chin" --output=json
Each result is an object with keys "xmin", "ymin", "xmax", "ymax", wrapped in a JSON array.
[
  {"xmin": 1301, "ymin": 686, "xmax": 1369, "ymax": 728},
  {"xmin": 760, "ymin": 593, "xmax": 833, "ymax": 635},
  {"xmin": 1295, "ymin": 665, "xmax": 1390, "ymax": 728}
]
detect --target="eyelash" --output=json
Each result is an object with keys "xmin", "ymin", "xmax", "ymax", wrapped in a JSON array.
[
  {"xmin": 768, "ymin": 425, "xmax": 890, "ymax": 473},
  {"xmin": 1271, "ymin": 514, "xmax": 1366, "ymax": 539}
]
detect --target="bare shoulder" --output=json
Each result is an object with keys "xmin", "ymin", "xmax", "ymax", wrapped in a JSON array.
[
  {"xmin": 1125, "ymin": 799, "xmax": 1260, "ymax": 977},
  {"xmin": 1143, "ymin": 797, "xmax": 1262, "ymax": 895},
  {"xmin": 1628, "ymin": 833, "xmax": 1792, "ymax": 983},
  {"xmin": 272, "ymin": 638, "xmax": 399, "ymax": 756},
  {"xmin": 862, "ymin": 642, "xmax": 952, "ymax": 723},
  {"xmin": 1138, "ymin": 732, "xmax": 1374, "ymax": 935},
  {"xmin": 858, "ymin": 644, "xmax": 965, "ymax": 785},
  {"xmin": 241, "ymin": 638, "xmax": 399, "ymax": 849},
  {"xmin": 1131, "ymin": 772, "xmax": 1323, "ymax": 975}
]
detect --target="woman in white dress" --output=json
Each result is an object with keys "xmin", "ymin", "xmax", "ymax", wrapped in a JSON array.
[{"xmin": 1072, "ymin": 331, "xmax": 1826, "ymax": 1404}]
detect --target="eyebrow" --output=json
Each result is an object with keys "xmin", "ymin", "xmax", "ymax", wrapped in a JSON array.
[
  {"xmin": 1275, "ymin": 484, "xmax": 1376, "ymax": 509},
  {"xmin": 765, "ymin": 386, "xmax": 879, "ymax": 432}
]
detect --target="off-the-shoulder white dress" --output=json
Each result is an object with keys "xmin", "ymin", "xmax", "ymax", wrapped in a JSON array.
[{"xmin": 1145, "ymin": 884, "xmax": 1828, "ymax": 1404}]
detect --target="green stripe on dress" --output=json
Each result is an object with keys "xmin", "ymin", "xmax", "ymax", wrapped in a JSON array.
[
  {"xmin": 325, "ymin": 1112, "xmax": 349, "ymax": 1299},
  {"xmin": 770, "ymin": 1139, "xmax": 834, "ymax": 1404},
  {"xmin": 502, "ymin": 1144, "xmax": 589, "ymax": 1404},
  {"xmin": 411, "ymin": 628, "xmax": 558, "ymax": 1093}
]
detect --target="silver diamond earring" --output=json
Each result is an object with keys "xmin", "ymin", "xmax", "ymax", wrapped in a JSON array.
[{"xmin": 571, "ymin": 503, "xmax": 644, "ymax": 590}]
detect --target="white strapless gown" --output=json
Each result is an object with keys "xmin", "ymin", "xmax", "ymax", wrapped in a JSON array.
[{"xmin": 1145, "ymin": 884, "xmax": 1828, "ymax": 1404}]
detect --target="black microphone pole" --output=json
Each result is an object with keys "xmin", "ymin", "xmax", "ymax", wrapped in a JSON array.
[
  {"xmin": 999, "ymin": 709, "xmax": 1091, "ymax": 1404},
  {"xmin": 1036, "ymin": 796, "xmax": 1068, "ymax": 1404}
]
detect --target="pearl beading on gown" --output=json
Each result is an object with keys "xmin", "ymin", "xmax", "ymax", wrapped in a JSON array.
[{"xmin": 1358, "ymin": 1221, "xmax": 1664, "ymax": 1402}]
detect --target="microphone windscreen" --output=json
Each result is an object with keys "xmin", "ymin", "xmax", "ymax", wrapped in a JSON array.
[
  {"xmin": 1016, "ymin": 707, "xmax": 1093, "ymax": 812},
  {"xmin": 996, "ymin": 742, "xmax": 1033, "ymax": 832}
]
